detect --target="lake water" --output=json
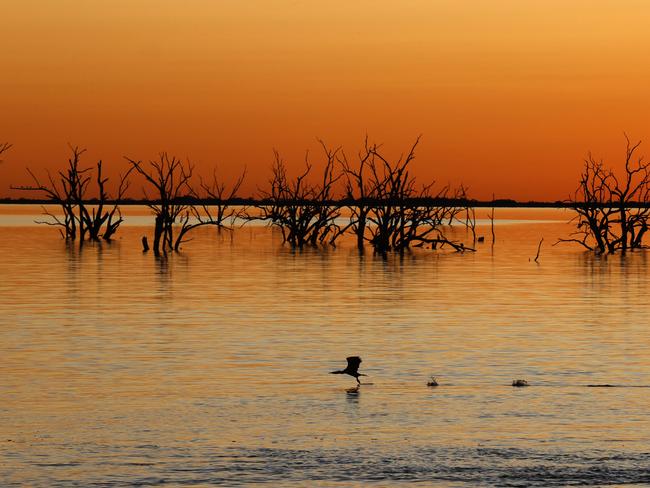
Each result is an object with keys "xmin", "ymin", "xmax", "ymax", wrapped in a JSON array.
[{"xmin": 1, "ymin": 205, "xmax": 650, "ymax": 486}]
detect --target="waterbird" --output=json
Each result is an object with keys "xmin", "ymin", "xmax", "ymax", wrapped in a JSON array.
[
  {"xmin": 331, "ymin": 356, "xmax": 366, "ymax": 385},
  {"xmin": 512, "ymin": 379, "xmax": 529, "ymax": 387}
]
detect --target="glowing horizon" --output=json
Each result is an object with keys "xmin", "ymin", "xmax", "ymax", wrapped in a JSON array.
[{"xmin": 2, "ymin": 1, "xmax": 650, "ymax": 201}]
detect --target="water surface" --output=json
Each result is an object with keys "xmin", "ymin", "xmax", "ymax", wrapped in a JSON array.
[{"xmin": 1, "ymin": 206, "xmax": 650, "ymax": 486}]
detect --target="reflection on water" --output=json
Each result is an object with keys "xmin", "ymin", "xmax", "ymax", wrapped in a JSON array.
[{"xmin": 1, "ymin": 207, "xmax": 650, "ymax": 486}]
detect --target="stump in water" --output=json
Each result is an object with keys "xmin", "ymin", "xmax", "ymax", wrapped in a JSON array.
[
  {"xmin": 142, "ymin": 236, "xmax": 150, "ymax": 252},
  {"xmin": 427, "ymin": 376, "xmax": 439, "ymax": 387}
]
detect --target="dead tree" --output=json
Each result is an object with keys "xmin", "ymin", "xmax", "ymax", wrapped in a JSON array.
[
  {"xmin": 534, "ymin": 238, "xmax": 543, "ymax": 263},
  {"xmin": 0, "ymin": 142, "xmax": 11, "ymax": 161},
  {"xmin": 192, "ymin": 168, "xmax": 246, "ymax": 228},
  {"xmin": 454, "ymin": 183, "xmax": 476, "ymax": 244},
  {"xmin": 255, "ymin": 143, "xmax": 344, "ymax": 248},
  {"xmin": 362, "ymin": 138, "xmax": 474, "ymax": 253},
  {"xmin": 174, "ymin": 168, "xmax": 247, "ymax": 250},
  {"xmin": 126, "ymin": 153, "xmax": 193, "ymax": 254},
  {"xmin": 339, "ymin": 138, "xmax": 377, "ymax": 250},
  {"xmin": 12, "ymin": 146, "xmax": 130, "ymax": 241},
  {"xmin": 13, "ymin": 148, "xmax": 84, "ymax": 239},
  {"xmin": 78, "ymin": 160, "xmax": 133, "ymax": 241},
  {"xmin": 98, "ymin": 161, "xmax": 133, "ymax": 241},
  {"xmin": 557, "ymin": 136, "xmax": 650, "ymax": 254},
  {"xmin": 0, "ymin": 142, "xmax": 12, "ymax": 192}
]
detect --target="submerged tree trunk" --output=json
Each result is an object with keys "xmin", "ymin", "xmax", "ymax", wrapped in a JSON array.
[{"xmin": 153, "ymin": 214, "xmax": 163, "ymax": 255}]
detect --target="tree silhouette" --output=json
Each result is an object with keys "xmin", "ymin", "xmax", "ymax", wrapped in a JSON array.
[
  {"xmin": 127, "ymin": 154, "xmax": 245, "ymax": 252},
  {"xmin": 126, "ymin": 153, "xmax": 193, "ymax": 254},
  {"xmin": 339, "ymin": 138, "xmax": 376, "ymax": 250},
  {"xmin": 12, "ymin": 146, "xmax": 131, "ymax": 241},
  {"xmin": 558, "ymin": 136, "xmax": 650, "ymax": 253},
  {"xmin": 174, "ymin": 168, "xmax": 247, "ymax": 250},
  {"xmin": 0, "ymin": 142, "xmax": 11, "ymax": 162},
  {"xmin": 349, "ymin": 138, "xmax": 473, "ymax": 253},
  {"xmin": 255, "ymin": 143, "xmax": 345, "ymax": 247}
]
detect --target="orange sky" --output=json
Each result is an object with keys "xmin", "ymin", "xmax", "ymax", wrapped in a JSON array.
[{"xmin": 2, "ymin": 0, "xmax": 650, "ymax": 201}]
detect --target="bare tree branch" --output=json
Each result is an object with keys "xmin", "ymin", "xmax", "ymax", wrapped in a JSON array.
[
  {"xmin": 12, "ymin": 146, "xmax": 131, "ymax": 242},
  {"xmin": 126, "ymin": 153, "xmax": 198, "ymax": 253},
  {"xmin": 559, "ymin": 136, "xmax": 650, "ymax": 254},
  {"xmin": 253, "ymin": 143, "xmax": 344, "ymax": 248},
  {"xmin": 0, "ymin": 142, "xmax": 11, "ymax": 163}
]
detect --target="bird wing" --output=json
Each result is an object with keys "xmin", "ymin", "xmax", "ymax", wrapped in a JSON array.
[{"xmin": 346, "ymin": 356, "xmax": 362, "ymax": 373}]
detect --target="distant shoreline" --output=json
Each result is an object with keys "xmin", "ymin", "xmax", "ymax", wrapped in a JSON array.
[
  {"xmin": 3, "ymin": 197, "xmax": 650, "ymax": 209},
  {"xmin": 0, "ymin": 197, "xmax": 571, "ymax": 208}
]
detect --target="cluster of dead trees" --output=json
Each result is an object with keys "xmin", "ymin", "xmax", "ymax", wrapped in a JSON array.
[
  {"xmin": 256, "ymin": 143, "xmax": 345, "ymax": 247},
  {"xmin": 11, "ymin": 139, "xmax": 477, "ymax": 254},
  {"xmin": 12, "ymin": 146, "xmax": 131, "ymax": 242},
  {"xmin": 8, "ymin": 134, "xmax": 650, "ymax": 256},
  {"xmin": 125, "ymin": 154, "xmax": 245, "ymax": 253},
  {"xmin": 559, "ymin": 135, "xmax": 650, "ymax": 254},
  {"xmin": 12, "ymin": 147, "xmax": 244, "ymax": 253},
  {"xmin": 340, "ymin": 138, "xmax": 473, "ymax": 252},
  {"xmin": 256, "ymin": 137, "xmax": 475, "ymax": 253}
]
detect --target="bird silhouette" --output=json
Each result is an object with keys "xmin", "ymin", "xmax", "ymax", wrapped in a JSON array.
[{"xmin": 330, "ymin": 356, "xmax": 366, "ymax": 385}]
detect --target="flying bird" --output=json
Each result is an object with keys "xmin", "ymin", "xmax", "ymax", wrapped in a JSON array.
[{"xmin": 330, "ymin": 356, "xmax": 366, "ymax": 385}]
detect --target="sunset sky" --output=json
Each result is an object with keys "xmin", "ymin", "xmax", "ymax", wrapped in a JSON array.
[{"xmin": 2, "ymin": 1, "xmax": 650, "ymax": 201}]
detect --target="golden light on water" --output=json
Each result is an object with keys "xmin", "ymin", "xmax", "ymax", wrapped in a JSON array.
[
  {"xmin": 3, "ymin": 2, "xmax": 650, "ymax": 483},
  {"xmin": 2, "ymin": 208, "xmax": 650, "ymax": 483}
]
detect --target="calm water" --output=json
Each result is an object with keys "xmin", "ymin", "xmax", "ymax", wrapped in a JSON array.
[{"xmin": 2, "ymin": 206, "xmax": 650, "ymax": 486}]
